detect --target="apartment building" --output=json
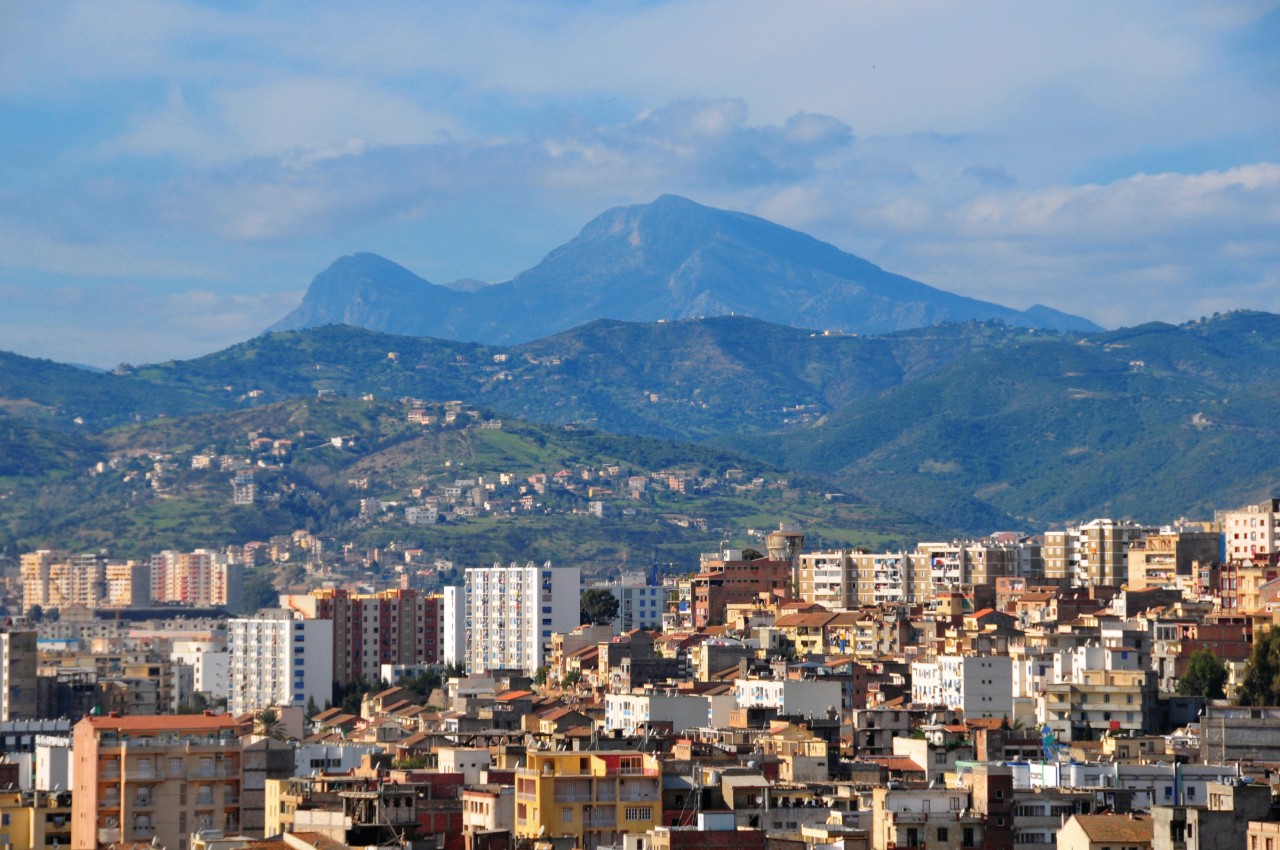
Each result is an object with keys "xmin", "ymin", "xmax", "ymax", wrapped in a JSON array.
[
  {"xmin": 150, "ymin": 549, "xmax": 244, "ymax": 611},
  {"xmin": 910, "ymin": 654, "xmax": 1013, "ymax": 719},
  {"xmin": 0, "ymin": 630, "xmax": 37, "ymax": 720},
  {"xmin": 463, "ymin": 562, "xmax": 580, "ymax": 674},
  {"xmin": 589, "ymin": 571, "xmax": 666, "ymax": 633},
  {"xmin": 1126, "ymin": 526, "xmax": 1221, "ymax": 591},
  {"xmin": 1041, "ymin": 646, "xmax": 1158, "ymax": 742},
  {"xmin": 21, "ymin": 551, "xmax": 111, "ymax": 612},
  {"xmin": 514, "ymin": 750, "xmax": 662, "ymax": 850},
  {"xmin": 1218, "ymin": 497, "xmax": 1280, "ymax": 562},
  {"xmin": 797, "ymin": 549, "xmax": 857, "ymax": 609},
  {"xmin": 800, "ymin": 539, "xmax": 1040, "ymax": 610},
  {"xmin": 441, "ymin": 585, "xmax": 467, "ymax": 668},
  {"xmin": 685, "ymin": 549, "xmax": 790, "ymax": 628},
  {"xmin": 71, "ymin": 713, "xmax": 242, "ymax": 850},
  {"xmin": 226, "ymin": 611, "xmax": 333, "ymax": 716},
  {"xmin": 282, "ymin": 587, "xmax": 446, "ymax": 684},
  {"xmin": 0, "ymin": 789, "xmax": 72, "ymax": 850},
  {"xmin": 1046, "ymin": 519, "xmax": 1154, "ymax": 587}
]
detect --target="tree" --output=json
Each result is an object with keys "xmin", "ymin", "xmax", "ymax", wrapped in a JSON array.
[
  {"xmin": 580, "ymin": 588, "xmax": 619, "ymax": 626},
  {"xmin": 1177, "ymin": 647, "xmax": 1228, "ymax": 700},
  {"xmin": 562, "ymin": 670, "xmax": 583, "ymax": 689},
  {"xmin": 1236, "ymin": 627, "xmax": 1280, "ymax": 706},
  {"xmin": 254, "ymin": 708, "xmax": 285, "ymax": 740},
  {"xmin": 532, "ymin": 666, "xmax": 549, "ymax": 687}
]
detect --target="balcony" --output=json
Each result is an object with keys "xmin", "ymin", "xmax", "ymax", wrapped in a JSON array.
[
  {"xmin": 552, "ymin": 792, "xmax": 593, "ymax": 803},
  {"xmin": 890, "ymin": 810, "xmax": 931, "ymax": 823},
  {"xmin": 125, "ymin": 771, "xmax": 166, "ymax": 782},
  {"xmin": 98, "ymin": 828, "xmax": 121, "ymax": 844}
]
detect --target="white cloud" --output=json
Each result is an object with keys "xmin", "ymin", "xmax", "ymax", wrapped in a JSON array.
[{"xmin": 849, "ymin": 163, "xmax": 1280, "ymax": 326}]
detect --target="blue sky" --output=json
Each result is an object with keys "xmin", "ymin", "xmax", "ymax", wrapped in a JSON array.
[{"xmin": 1, "ymin": 1, "xmax": 1277, "ymax": 367}]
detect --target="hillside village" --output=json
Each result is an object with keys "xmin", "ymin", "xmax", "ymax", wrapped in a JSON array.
[{"xmin": 3, "ymin": 487, "xmax": 1280, "ymax": 850}]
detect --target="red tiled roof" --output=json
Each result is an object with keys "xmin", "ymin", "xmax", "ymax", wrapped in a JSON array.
[
  {"xmin": 496, "ymin": 690, "xmax": 534, "ymax": 701},
  {"xmin": 78, "ymin": 714, "xmax": 240, "ymax": 732}
]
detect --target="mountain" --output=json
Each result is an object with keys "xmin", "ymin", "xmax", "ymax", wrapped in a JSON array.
[
  {"xmin": 127, "ymin": 318, "xmax": 1025, "ymax": 441},
  {"xmin": 268, "ymin": 195, "xmax": 1101, "ymax": 341},
  {"xmin": 8, "ymin": 311, "xmax": 1280, "ymax": 541},
  {"xmin": 734, "ymin": 310, "xmax": 1280, "ymax": 530},
  {"xmin": 0, "ymin": 349, "xmax": 227, "ymax": 429}
]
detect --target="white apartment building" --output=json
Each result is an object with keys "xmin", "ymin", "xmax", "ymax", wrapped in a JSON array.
[
  {"xmin": 463, "ymin": 562, "xmax": 580, "ymax": 674},
  {"xmin": 171, "ymin": 639, "xmax": 229, "ymax": 698},
  {"xmin": 591, "ymin": 571, "xmax": 665, "ymax": 633},
  {"xmin": 441, "ymin": 586, "xmax": 467, "ymax": 668},
  {"xmin": 734, "ymin": 678, "xmax": 842, "ymax": 718},
  {"xmin": 226, "ymin": 611, "xmax": 333, "ymax": 716},
  {"xmin": 604, "ymin": 692, "xmax": 732, "ymax": 735},
  {"xmin": 1218, "ymin": 497, "xmax": 1280, "ymax": 562},
  {"xmin": 910, "ymin": 654, "xmax": 1013, "ymax": 719}
]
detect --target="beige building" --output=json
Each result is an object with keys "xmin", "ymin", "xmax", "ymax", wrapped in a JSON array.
[
  {"xmin": 71, "ymin": 713, "xmax": 242, "ymax": 850},
  {"xmin": 799, "ymin": 539, "xmax": 1039, "ymax": 610},
  {"xmin": 1126, "ymin": 526, "xmax": 1220, "ymax": 591},
  {"xmin": 1045, "ymin": 519, "xmax": 1154, "ymax": 587},
  {"xmin": 1056, "ymin": 812, "xmax": 1153, "ymax": 850},
  {"xmin": 22, "ymin": 551, "xmax": 152, "ymax": 612},
  {"xmin": 1219, "ymin": 497, "xmax": 1280, "ymax": 562}
]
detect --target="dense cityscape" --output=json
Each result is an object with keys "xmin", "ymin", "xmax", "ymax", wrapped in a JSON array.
[
  {"xmin": 3, "ymin": 4, "xmax": 1275, "ymax": 850},
  {"xmin": 1, "ymin": 491, "xmax": 1279, "ymax": 850}
]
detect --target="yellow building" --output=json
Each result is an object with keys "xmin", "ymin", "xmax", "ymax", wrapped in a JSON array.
[
  {"xmin": 0, "ymin": 790, "xmax": 72, "ymax": 850},
  {"xmin": 514, "ymin": 750, "xmax": 661, "ymax": 850}
]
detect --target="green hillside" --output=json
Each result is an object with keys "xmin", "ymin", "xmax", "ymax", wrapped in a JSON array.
[
  {"xmin": 746, "ymin": 312, "xmax": 1280, "ymax": 529},
  {"xmin": 0, "ymin": 397, "xmax": 931, "ymax": 566}
]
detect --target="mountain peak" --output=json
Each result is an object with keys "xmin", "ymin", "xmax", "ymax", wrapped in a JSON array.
[{"xmin": 268, "ymin": 196, "xmax": 1103, "ymax": 342}]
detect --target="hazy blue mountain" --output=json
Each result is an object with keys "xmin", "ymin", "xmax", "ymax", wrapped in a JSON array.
[
  {"xmin": 268, "ymin": 195, "xmax": 1101, "ymax": 341},
  {"xmin": 268, "ymin": 253, "xmax": 471, "ymax": 338}
]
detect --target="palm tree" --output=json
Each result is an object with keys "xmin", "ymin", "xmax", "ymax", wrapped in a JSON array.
[{"xmin": 254, "ymin": 708, "xmax": 285, "ymax": 740}]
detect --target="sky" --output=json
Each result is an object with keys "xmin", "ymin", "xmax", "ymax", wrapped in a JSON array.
[{"xmin": 1, "ymin": 1, "xmax": 1277, "ymax": 368}]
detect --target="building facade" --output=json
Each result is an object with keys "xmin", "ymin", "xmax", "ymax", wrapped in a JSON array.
[
  {"xmin": 282, "ymin": 588, "xmax": 446, "ymax": 684},
  {"xmin": 226, "ymin": 611, "xmax": 334, "ymax": 716},
  {"xmin": 71, "ymin": 714, "xmax": 242, "ymax": 850},
  {"xmin": 463, "ymin": 562, "xmax": 580, "ymax": 674}
]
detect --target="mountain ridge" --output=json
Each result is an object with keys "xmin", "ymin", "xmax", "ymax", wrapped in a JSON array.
[{"xmin": 268, "ymin": 194, "xmax": 1102, "ymax": 341}]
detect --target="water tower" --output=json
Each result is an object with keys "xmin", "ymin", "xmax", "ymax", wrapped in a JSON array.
[{"xmin": 766, "ymin": 524, "xmax": 805, "ymax": 599}]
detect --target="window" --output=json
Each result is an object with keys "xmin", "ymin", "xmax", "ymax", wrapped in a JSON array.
[
  {"xmin": 937, "ymin": 827, "xmax": 949, "ymax": 841},
  {"xmin": 625, "ymin": 807, "xmax": 653, "ymax": 821},
  {"xmin": 561, "ymin": 807, "xmax": 572, "ymax": 823}
]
